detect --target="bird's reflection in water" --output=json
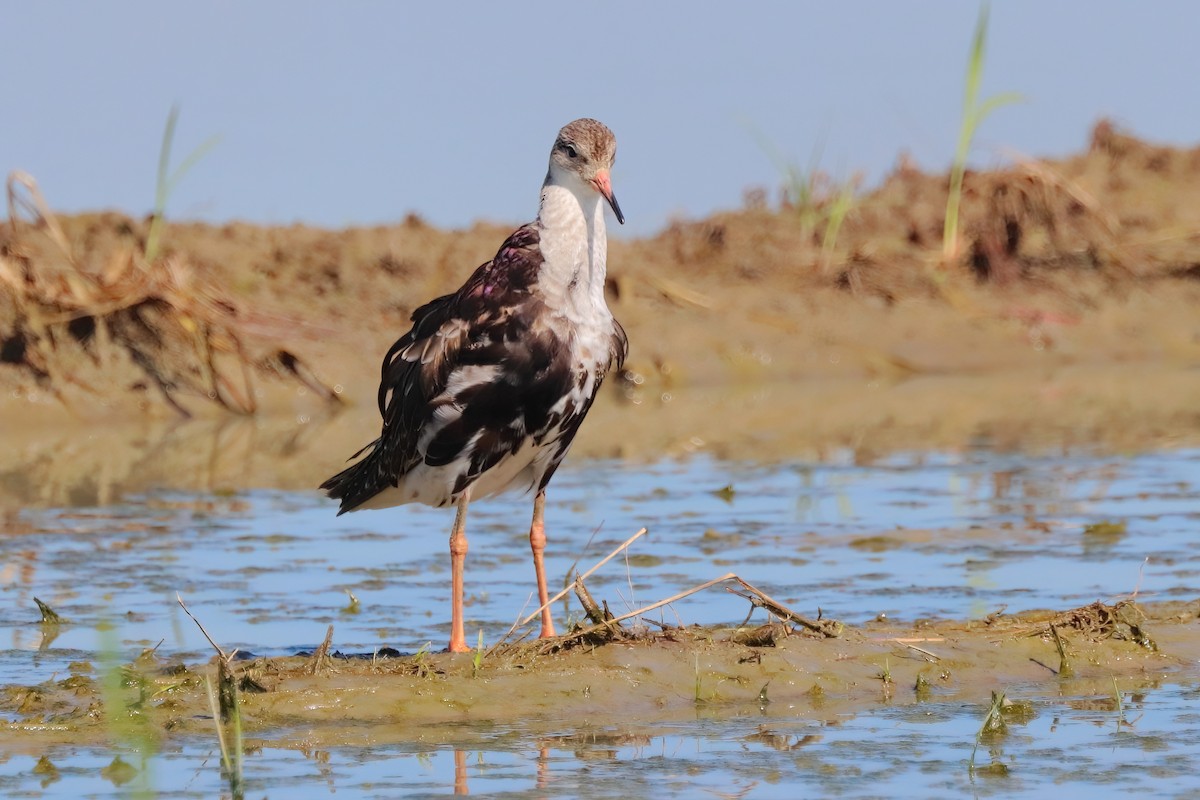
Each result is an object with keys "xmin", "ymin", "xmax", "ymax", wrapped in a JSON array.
[
  {"xmin": 453, "ymin": 749, "xmax": 468, "ymax": 796},
  {"xmin": 447, "ymin": 735, "xmax": 649, "ymax": 796}
]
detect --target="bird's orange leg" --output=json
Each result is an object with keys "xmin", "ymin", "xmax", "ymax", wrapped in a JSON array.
[
  {"xmin": 529, "ymin": 490, "xmax": 556, "ymax": 638},
  {"xmin": 448, "ymin": 489, "xmax": 471, "ymax": 653}
]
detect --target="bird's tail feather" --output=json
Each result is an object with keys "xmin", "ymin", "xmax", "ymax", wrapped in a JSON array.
[{"xmin": 319, "ymin": 437, "xmax": 389, "ymax": 515}]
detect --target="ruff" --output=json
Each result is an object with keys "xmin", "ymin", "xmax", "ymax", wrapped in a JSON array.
[{"xmin": 321, "ymin": 118, "xmax": 626, "ymax": 653}]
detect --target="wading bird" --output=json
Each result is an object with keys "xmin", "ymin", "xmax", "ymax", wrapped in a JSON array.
[{"xmin": 321, "ymin": 119, "xmax": 626, "ymax": 652}]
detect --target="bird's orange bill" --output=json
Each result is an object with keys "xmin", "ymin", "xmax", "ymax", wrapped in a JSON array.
[{"xmin": 592, "ymin": 170, "xmax": 624, "ymax": 225}]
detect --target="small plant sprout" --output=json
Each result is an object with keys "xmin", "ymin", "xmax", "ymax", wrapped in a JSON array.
[
  {"xmin": 1049, "ymin": 623, "xmax": 1074, "ymax": 678},
  {"xmin": 1111, "ymin": 675, "xmax": 1131, "ymax": 729},
  {"xmin": 471, "ymin": 630, "xmax": 485, "ymax": 678},
  {"xmin": 143, "ymin": 106, "xmax": 221, "ymax": 263},
  {"xmin": 34, "ymin": 597, "xmax": 62, "ymax": 624},
  {"xmin": 412, "ymin": 641, "xmax": 433, "ymax": 677},
  {"xmin": 747, "ymin": 125, "xmax": 829, "ymax": 242},
  {"xmin": 877, "ymin": 658, "xmax": 894, "ymax": 686},
  {"xmin": 819, "ymin": 176, "xmax": 860, "ymax": 274},
  {"xmin": 969, "ymin": 690, "xmax": 1008, "ymax": 772},
  {"xmin": 942, "ymin": 2, "xmax": 1022, "ymax": 266}
]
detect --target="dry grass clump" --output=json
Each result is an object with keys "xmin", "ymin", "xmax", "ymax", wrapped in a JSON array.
[
  {"xmin": 1, "ymin": 172, "xmax": 337, "ymax": 416},
  {"xmin": 959, "ymin": 159, "xmax": 1120, "ymax": 283}
]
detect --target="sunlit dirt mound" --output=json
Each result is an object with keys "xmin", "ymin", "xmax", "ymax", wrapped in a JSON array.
[{"xmin": 3, "ymin": 121, "xmax": 1200, "ymax": 421}]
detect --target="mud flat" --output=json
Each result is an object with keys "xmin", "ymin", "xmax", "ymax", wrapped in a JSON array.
[{"xmin": 2, "ymin": 598, "xmax": 1196, "ymax": 751}]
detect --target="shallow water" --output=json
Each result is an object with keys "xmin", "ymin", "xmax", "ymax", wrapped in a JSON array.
[{"xmin": 2, "ymin": 436, "xmax": 1200, "ymax": 797}]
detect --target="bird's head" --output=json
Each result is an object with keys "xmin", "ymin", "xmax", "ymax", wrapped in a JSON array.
[{"xmin": 547, "ymin": 118, "xmax": 624, "ymax": 225}]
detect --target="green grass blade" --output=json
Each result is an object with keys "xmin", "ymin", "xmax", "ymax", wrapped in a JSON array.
[
  {"xmin": 975, "ymin": 91, "xmax": 1024, "ymax": 125},
  {"xmin": 144, "ymin": 107, "xmax": 220, "ymax": 263}
]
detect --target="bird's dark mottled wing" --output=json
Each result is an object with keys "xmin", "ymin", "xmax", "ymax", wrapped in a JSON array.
[
  {"xmin": 321, "ymin": 224, "xmax": 562, "ymax": 510},
  {"xmin": 530, "ymin": 314, "xmax": 628, "ymax": 493}
]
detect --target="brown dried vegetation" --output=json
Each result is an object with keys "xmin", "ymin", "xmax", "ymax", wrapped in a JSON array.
[{"xmin": 1, "ymin": 173, "xmax": 337, "ymax": 416}]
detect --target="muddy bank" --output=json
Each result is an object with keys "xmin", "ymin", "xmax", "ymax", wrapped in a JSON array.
[
  {"xmin": 2, "ymin": 599, "xmax": 1196, "ymax": 750},
  {"xmin": 2, "ymin": 123, "xmax": 1200, "ymax": 426}
]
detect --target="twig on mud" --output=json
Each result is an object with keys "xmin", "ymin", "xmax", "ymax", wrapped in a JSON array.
[
  {"xmin": 894, "ymin": 640, "xmax": 943, "ymax": 662},
  {"xmin": 639, "ymin": 617, "xmax": 672, "ymax": 630},
  {"xmin": 177, "ymin": 593, "xmax": 235, "ymax": 663},
  {"xmin": 177, "ymin": 593, "xmax": 241, "ymax": 724},
  {"xmin": 489, "ymin": 528, "xmax": 649, "ymax": 656},
  {"xmin": 574, "ymin": 580, "xmax": 633, "ymax": 643},
  {"xmin": 727, "ymin": 577, "xmax": 843, "ymax": 639},
  {"xmin": 556, "ymin": 572, "xmax": 739, "ymax": 647}
]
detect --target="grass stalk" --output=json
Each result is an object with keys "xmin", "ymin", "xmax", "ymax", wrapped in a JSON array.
[{"xmin": 941, "ymin": 2, "xmax": 1022, "ymax": 266}]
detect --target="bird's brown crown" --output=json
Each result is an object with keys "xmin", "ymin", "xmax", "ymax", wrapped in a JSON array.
[{"xmin": 551, "ymin": 118, "xmax": 617, "ymax": 172}]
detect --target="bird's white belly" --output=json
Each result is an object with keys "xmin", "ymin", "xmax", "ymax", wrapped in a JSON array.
[
  {"xmin": 354, "ymin": 321, "xmax": 610, "ymax": 514},
  {"xmin": 354, "ymin": 435, "xmax": 550, "ymax": 511}
]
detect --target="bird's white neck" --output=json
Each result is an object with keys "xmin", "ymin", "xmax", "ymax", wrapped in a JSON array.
[{"xmin": 535, "ymin": 178, "xmax": 609, "ymax": 319}]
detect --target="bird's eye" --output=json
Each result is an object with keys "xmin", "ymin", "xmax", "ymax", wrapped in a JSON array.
[{"xmin": 563, "ymin": 144, "xmax": 578, "ymax": 159}]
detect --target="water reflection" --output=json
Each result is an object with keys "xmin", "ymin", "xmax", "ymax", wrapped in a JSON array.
[
  {"xmin": 4, "ymin": 365, "xmax": 1200, "ymax": 511},
  {"xmin": 0, "ymin": 682, "xmax": 1198, "ymax": 798}
]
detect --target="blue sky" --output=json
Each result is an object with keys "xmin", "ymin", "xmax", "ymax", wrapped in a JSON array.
[{"xmin": 3, "ymin": 2, "xmax": 1195, "ymax": 236}]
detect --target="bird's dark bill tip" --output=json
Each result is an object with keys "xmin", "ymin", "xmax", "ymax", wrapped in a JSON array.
[{"xmin": 607, "ymin": 193, "xmax": 625, "ymax": 225}]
